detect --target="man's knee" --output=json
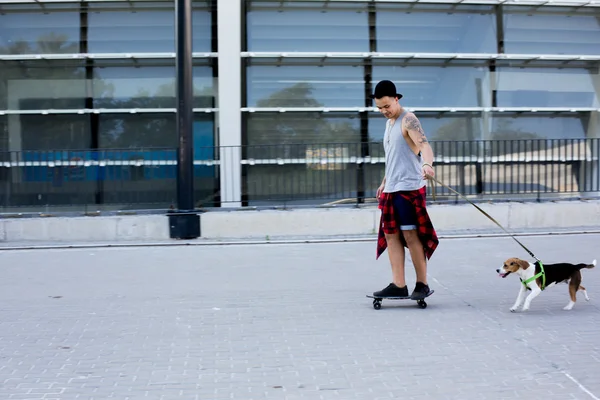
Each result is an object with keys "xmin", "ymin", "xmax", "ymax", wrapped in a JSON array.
[
  {"xmin": 384, "ymin": 232, "xmax": 401, "ymax": 243},
  {"xmin": 402, "ymin": 229, "xmax": 420, "ymax": 245}
]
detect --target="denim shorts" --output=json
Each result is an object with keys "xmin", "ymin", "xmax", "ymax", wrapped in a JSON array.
[{"xmin": 391, "ymin": 192, "xmax": 418, "ymax": 231}]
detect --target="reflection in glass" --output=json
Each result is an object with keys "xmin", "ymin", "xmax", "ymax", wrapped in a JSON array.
[
  {"xmin": 376, "ymin": 4, "xmax": 497, "ymax": 54},
  {"xmin": 0, "ymin": 2, "xmax": 213, "ymax": 55},
  {"xmin": 246, "ymin": 2, "xmax": 368, "ymax": 52},
  {"xmin": 88, "ymin": 2, "xmax": 213, "ymax": 53},
  {"xmin": 246, "ymin": 65, "xmax": 364, "ymax": 107},
  {"xmin": 20, "ymin": 114, "xmax": 91, "ymax": 150},
  {"xmin": 98, "ymin": 113, "xmax": 216, "ymax": 149},
  {"xmin": 246, "ymin": 112, "xmax": 361, "ymax": 150},
  {"xmin": 372, "ymin": 63, "xmax": 490, "ymax": 108},
  {"xmin": 0, "ymin": 116, "xmax": 7, "ymax": 152},
  {"xmin": 503, "ymin": 7, "xmax": 600, "ymax": 55},
  {"xmin": 93, "ymin": 65, "xmax": 215, "ymax": 109},
  {"xmin": 476, "ymin": 137, "xmax": 595, "ymax": 195},
  {"xmin": 496, "ymin": 67, "xmax": 600, "ymax": 108},
  {"xmin": 99, "ymin": 113, "xmax": 176, "ymax": 148},
  {"xmin": 244, "ymin": 111, "xmax": 362, "ymax": 206},
  {"xmin": 0, "ymin": 60, "xmax": 86, "ymax": 110},
  {"xmin": 0, "ymin": 60, "xmax": 215, "ymax": 111},
  {"xmin": 491, "ymin": 112, "xmax": 591, "ymax": 140},
  {"xmin": 245, "ymin": 165, "xmax": 358, "ymax": 206},
  {"xmin": 0, "ymin": 5, "xmax": 79, "ymax": 55}
]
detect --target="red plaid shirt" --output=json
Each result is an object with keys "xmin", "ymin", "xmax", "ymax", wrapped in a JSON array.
[{"xmin": 376, "ymin": 186, "xmax": 439, "ymax": 260}]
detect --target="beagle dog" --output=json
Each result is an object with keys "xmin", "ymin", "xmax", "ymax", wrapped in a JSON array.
[{"xmin": 497, "ymin": 257, "xmax": 596, "ymax": 312}]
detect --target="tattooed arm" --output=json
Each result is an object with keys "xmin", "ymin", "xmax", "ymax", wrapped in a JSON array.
[{"xmin": 403, "ymin": 113, "xmax": 435, "ymax": 179}]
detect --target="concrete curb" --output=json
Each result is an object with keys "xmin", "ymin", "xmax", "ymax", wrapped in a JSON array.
[
  {"xmin": 0, "ymin": 200, "xmax": 598, "ymax": 244},
  {"xmin": 2, "ymin": 230, "xmax": 600, "ymax": 252}
]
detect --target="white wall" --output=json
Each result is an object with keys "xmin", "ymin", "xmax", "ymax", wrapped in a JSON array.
[{"xmin": 216, "ymin": 0, "xmax": 242, "ymax": 207}]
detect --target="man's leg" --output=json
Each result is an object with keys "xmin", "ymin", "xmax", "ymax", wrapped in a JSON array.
[
  {"xmin": 403, "ymin": 229, "xmax": 431, "ymax": 299},
  {"xmin": 373, "ymin": 232, "xmax": 409, "ymax": 298},
  {"xmin": 385, "ymin": 232, "xmax": 406, "ymax": 287},
  {"xmin": 402, "ymin": 229, "xmax": 427, "ymax": 285},
  {"xmin": 393, "ymin": 193, "xmax": 431, "ymax": 300}
]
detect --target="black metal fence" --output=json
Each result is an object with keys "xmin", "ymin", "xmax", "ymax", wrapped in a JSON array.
[{"xmin": 0, "ymin": 138, "xmax": 598, "ymax": 214}]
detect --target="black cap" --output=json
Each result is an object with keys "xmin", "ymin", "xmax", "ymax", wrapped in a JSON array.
[{"xmin": 370, "ymin": 80, "xmax": 403, "ymax": 100}]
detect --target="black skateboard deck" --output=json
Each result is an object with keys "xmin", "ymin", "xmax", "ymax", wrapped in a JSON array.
[{"xmin": 366, "ymin": 290, "xmax": 434, "ymax": 310}]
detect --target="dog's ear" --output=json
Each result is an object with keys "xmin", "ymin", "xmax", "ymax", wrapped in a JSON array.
[{"xmin": 517, "ymin": 259, "xmax": 530, "ymax": 270}]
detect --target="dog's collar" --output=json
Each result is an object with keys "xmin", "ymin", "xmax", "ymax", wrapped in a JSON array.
[{"xmin": 521, "ymin": 260, "xmax": 546, "ymax": 290}]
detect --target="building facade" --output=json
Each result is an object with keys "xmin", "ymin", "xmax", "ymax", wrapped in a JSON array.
[{"xmin": 1, "ymin": 0, "xmax": 599, "ymax": 211}]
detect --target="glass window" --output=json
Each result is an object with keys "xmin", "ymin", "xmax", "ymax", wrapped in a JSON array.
[
  {"xmin": 97, "ymin": 116, "xmax": 217, "ymax": 207},
  {"xmin": 0, "ymin": 60, "xmax": 86, "ymax": 110},
  {"xmin": 0, "ymin": 116, "xmax": 7, "ymax": 152},
  {"xmin": 19, "ymin": 114, "xmax": 91, "ymax": 150},
  {"xmin": 245, "ymin": 112, "xmax": 361, "ymax": 150},
  {"xmin": 246, "ymin": 1, "xmax": 369, "ymax": 52},
  {"xmin": 0, "ymin": 60, "xmax": 215, "ymax": 111},
  {"xmin": 93, "ymin": 63, "xmax": 215, "ymax": 109},
  {"xmin": 246, "ymin": 64, "xmax": 364, "ymax": 108},
  {"xmin": 490, "ymin": 112, "xmax": 591, "ymax": 140},
  {"xmin": 503, "ymin": 6, "xmax": 600, "ymax": 55},
  {"xmin": 99, "ymin": 113, "xmax": 176, "ymax": 148},
  {"xmin": 98, "ymin": 113, "xmax": 216, "ymax": 149},
  {"xmin": 496, "ymin": 66, "xmax": 600, "ymax": 108},
  {"xmin": 87, "ymin": 1, "xmax": 213, "ymax": 53},
  {"xmin": 372, "ymin": 62, "xmax": 491, "ymax": 108},
  {"xmin": 376, "ymin": 4, "xmax": 497, "ymax": 54},
  {"xmin": 0, "ymin": 4, "xmax": 80, "ymax": 54}
]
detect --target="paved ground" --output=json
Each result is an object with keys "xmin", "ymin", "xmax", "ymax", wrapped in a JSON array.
[{"xmin": 1, "ymin": 233, "xmax": 600, "ymax": 400}]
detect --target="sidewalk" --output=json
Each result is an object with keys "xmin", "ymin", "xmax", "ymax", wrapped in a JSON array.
[{"xmin": 1, "ymin": 233, "xmax": 599, "ymax": 399}]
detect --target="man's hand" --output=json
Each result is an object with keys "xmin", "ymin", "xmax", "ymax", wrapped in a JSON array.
[
  {"xmin": 422, "ymin": 163, "xmax": 434, "ymax": 180},
  {"xmin": 376, "ymin": 184, "xmax": 385, "ymax": 200}
]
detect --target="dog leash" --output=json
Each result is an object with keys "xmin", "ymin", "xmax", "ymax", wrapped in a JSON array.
[
  {"xmin": 426, "ymin": 174, "xmax": 547, "ymax": 289},
  {"xmin": 425, "ymin": 174, "xmax": 541, "ymax": 263}
]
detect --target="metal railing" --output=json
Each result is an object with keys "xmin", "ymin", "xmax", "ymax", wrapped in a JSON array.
[{"xmin": 0, "ymin": 138, "xmax": 598, "ymax": 215}]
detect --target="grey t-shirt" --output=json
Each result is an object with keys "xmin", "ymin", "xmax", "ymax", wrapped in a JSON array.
[{"xmin": 382, "ymin": 110, "xmax": 426, "ymax": 193}]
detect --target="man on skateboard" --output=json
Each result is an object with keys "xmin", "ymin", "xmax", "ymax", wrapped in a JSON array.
[{"xmin": 371, "ymin": 80, "xmax": 439, "ymax": 301}]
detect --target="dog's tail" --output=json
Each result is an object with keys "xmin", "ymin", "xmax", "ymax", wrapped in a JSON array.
[{"xmin": 585, "ymin": 259, "xmax": 597, "ymax": 269}]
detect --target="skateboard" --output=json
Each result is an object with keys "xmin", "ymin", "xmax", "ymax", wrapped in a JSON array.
[{"xmin": 366, "ymin": 290, "xmax": 434, "ymax": 310}]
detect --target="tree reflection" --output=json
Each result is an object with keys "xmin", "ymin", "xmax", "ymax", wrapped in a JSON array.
[
  {"xmin": 430, "ymin": 118, "xmax": 477, "ymax": 142},
  {"xmin": 244, "ymin": 82, "xmax": 362, "ymax": 203},
  {"xmin": 1, "ymin": 36, "xmax": 101, "ymax": 150},
  {"xmin": 248, "ymin": 82, "xmax": 360, "ymax": 159},
  {"xmin": 97, "ymin": 82, "xmax": 213, "ymax": 148},
  {"xmin": 426, "ymin": 115, "xmax": 541, "ymax": 157},
  {"xmin": 490, "ymin": 119, "xmax": 539, "ymax": 141}
]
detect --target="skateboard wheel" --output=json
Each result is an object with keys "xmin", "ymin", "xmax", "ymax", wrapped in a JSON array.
[
  {"xmin": 373, "ymin": 302, "xmax": 381, "ymax": 310},
  {"xmin": 418, "ymin": 300, "xmax": 427, "ymax": 309}
]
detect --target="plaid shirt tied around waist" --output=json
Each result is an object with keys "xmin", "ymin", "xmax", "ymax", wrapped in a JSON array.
[{"xmin": 376, "ymin": 186, "xmax": 439, "ymax": 260}]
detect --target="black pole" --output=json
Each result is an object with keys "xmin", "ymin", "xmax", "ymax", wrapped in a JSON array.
[
  {"xmin": 176, "ymin": 0, "xmax": 194, "ymax": 211},
  {"xmin": 80, "ymin": 3, "xmax": 103, "ymax": 206},
  {"xmin": 169, "ymin": 0, "xmax": 200, "ymax": 239}
]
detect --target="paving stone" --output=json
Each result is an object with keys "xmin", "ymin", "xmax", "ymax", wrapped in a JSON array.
[{"xmin": 0, "ymin": 233, "xmax": 599, "ymax": 399}]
